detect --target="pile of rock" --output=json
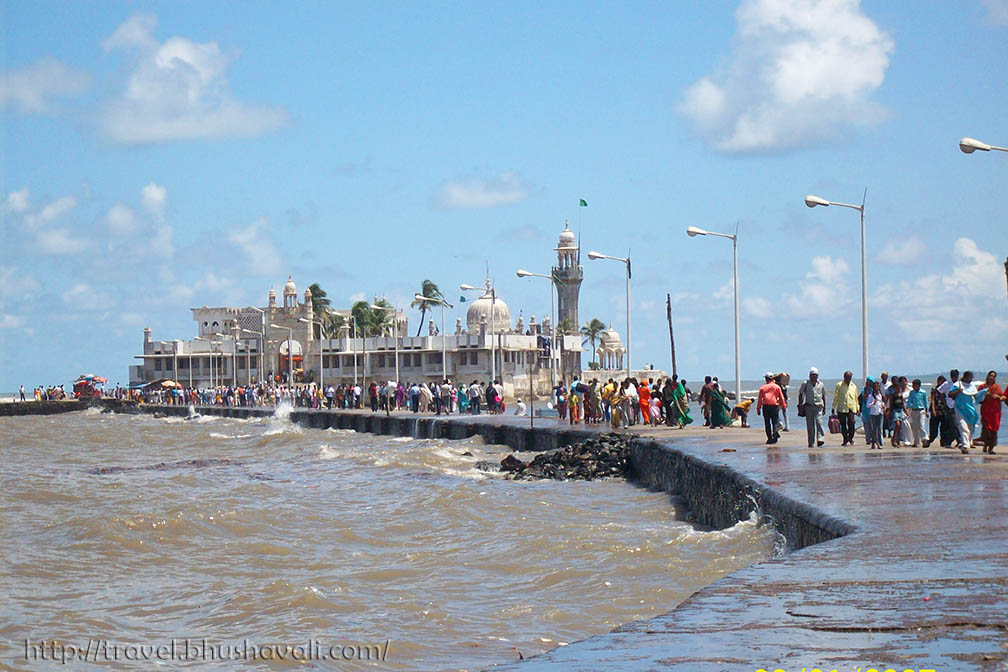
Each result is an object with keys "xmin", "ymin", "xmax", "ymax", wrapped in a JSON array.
[{"xmin": 496, "ymin": 433, "xmax": 632, "ymax": 481}]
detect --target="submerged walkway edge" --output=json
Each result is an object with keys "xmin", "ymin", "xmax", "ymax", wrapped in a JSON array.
[{"xmin": 48, "ymin": 402, "xmax": 1008, "ymax": 669}]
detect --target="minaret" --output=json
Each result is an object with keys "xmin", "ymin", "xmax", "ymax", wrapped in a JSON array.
[{"xmin": 553, "ymin": 220, "xmax": 583, "ymax": 372}]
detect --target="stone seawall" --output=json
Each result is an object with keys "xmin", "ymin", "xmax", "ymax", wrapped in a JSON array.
[
  {"xmin": 134, "ymin": 404, "xmax": 852, "ymax": 551},
  {"xmin": 0, "ymin": 400, "xmax": 87, "ymax": 416}
]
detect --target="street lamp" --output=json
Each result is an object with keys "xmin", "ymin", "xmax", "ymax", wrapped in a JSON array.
[
  {"xmin": 370, "ymin": 303, "xmax": 399, "ymax": 385},
  {"xmin": 298, "ymin": 318, "xmax": 324, "ymax": 390},
  {"xmin": 686, "ymin": 225, "xmax": 741, "ymax": 405},
  {"xmin": 461, "ymin": 282, "xmax": 496, "ymax": 382},
  {"xmin": 959, "ymin": 137, "xmax": 1008, "ymax": 154},
  {"xmin": 805, "ymin": 191, "xmax": 869, "ymax": 381},
  {"xmin": 516, "ymin": 269, "xmax": 557, "ymax": 387},
  {"xmin": 414, "ymin": 294, "xmax": 453, "ymax": 380},
  {"xmin": 195, "ymin": 333, "xmax": 224, "ymax": 388},
  {"xmin": 587, "ymin": 249, "xmax": 631, "ymax": 380},
  {"xmin": 238, "ymin": 328, "xmax": 262, "ymax": 386},
  {"xmin": 246, "ymin": 306, "xmax": 266, "ymax": 386},
  {"xmin": 270, "ymin": 323, "xmax": 295, "ymax": 385}
]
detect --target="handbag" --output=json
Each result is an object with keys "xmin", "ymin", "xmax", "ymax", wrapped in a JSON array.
[
  {"xmin": 797, "ymin": 405, "xmax": 805, "ymax": 417},
  {"xmin": 828, "ymin": 413, "xmax": 841, "ymax": 434}
]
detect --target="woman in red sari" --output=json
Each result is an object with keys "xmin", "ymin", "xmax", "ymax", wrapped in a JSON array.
[
  {"xmin": 978, "ymin": 370, "xmax": 1005, "ymax": 454},
  {"xmin": 638, "ymin": 381, "xmax": 651, "ymax": 425}
]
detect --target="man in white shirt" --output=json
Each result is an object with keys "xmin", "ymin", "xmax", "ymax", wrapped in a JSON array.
[{"xmin": 799, "ymin": 367, "xmax": 827, "ymax": 447}]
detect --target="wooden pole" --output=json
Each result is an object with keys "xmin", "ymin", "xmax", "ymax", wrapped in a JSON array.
[{"xmin": 666, "ymin": 293, "xmax": 677, "ymax": 378}]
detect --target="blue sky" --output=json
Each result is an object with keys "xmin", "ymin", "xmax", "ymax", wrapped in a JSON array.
[{"xmin": 2, "ymin": 0, "xmax": 1007, "ymax": 390}]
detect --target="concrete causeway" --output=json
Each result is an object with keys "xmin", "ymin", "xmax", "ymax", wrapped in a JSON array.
[{"xmin": 19, "ymin": 400, "xmax": 1007, "ymax": 670}]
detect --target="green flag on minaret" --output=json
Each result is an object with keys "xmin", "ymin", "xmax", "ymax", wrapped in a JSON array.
[{"xmin": 579, "ymin": 198, "xmax": 588, "ymax": 207}]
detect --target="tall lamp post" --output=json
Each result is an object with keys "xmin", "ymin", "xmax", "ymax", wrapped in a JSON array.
[
  {"xmin": 195, "ymin": 333, "xmax": 224, "ymax": 388},
  {"xmin": 587, "ymin": 250, "xmax": 631, "ymax": 380},
  {"xmin": 515, "ymin": 268, "xmax": 557, "ymax": 387},
  {"xmin": 461, "ymin": 282, "xmax": 496, "ymax": 382},
  {"xmin": 246, "ymin": 306, "xmax": 267, "ymax": 385},
  {"xmin": 414, "ymin": 294, "xmax": 453, "ymax": 380},
  {"xmin": 686, "ymin": 225, "xmax": 741, "ymax": 405},
  {"xmin": 805, "ymin": 192, "xmax": 868, "ymax": 381},
  {"xmin": 270, "ymin": 323, "xmax": 295, "ymax": 385},
  {"xmin": 238, "ymin": 328, "xmax": 262, "ymax": 385},
  {"xmin": 370, "ymin": 303, "xmax": 400, "ymax": 385},
  {"xmin": 298, "ymin": 318, "xmax": 324, "ymax": 390}
]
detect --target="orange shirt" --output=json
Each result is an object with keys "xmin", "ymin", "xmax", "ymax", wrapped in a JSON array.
[
  {"xmin": 639, "ymin": 385, "xmax": 651, "ymax": 405},
  {"xmin": 757, "ymin": 382, "xmax": 786, "ymax": 412}
]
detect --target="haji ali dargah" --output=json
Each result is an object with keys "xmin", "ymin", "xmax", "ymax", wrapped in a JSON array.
[{"xmin": 132, "ymin": 221, "xmax": 645, "ymax": 396}]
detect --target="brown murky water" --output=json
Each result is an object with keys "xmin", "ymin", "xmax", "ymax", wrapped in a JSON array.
[{"xmin": 1, "ymin": 407, "xmax": 781, "ymax": 670}]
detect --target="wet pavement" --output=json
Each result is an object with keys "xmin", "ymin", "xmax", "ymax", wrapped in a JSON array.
[{"xmin": 491, "ymin": 419, "xmax": 1008, "ymax": 672}]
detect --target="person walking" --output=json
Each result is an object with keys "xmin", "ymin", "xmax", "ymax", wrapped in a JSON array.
[
  {"xmin": 756, "ymin": 372, "xmax": 786, "ymax": 445},
  {"xmin": 924, "ymin": 375, "xmax": 946, "ymax": 448},
  {"xmin": 865, "ymin": 379, "xmax": 885, "ymax": 449},
  {"xmin": 832, "ymin": 370, "xmax": 860, "ymax": 446},
  {"xmin": 907, "ymin": 378, "xmax": 928, "ymax": 447},
  {"xmin": 949, "ymin": 371, "xmax": 980, "ymax": 453},
  {"xmin": 798, "ymin": 367, "xmax": 827, "ymax": 447},
  {"xmin": 977, "ymin": 370, "xmax": 1004, "ymax": 454}
]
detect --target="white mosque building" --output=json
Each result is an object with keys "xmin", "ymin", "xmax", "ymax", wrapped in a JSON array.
[{"xmin": 130, "ymin": 222, "xmax": 619, "ymax": 398}]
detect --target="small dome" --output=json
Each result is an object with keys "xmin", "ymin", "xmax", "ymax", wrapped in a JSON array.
[
  {"xmin": 284, "ymin": 276, "xmax": 296, "ymax": 295},
  {"xmin": 557, "ymin": 221, "xmax": 576, "ymax": 248},
  {"xmin": 304, "ymin": 287, "xmax": 312, "ymax": 299},
  {"xmin": 268, "ymin": 288, "xmax": 276, "ymax": 297},
  {"xmin": 600, "ymin": 327, "xmax": 623, "ymax": 348},
  {"xmin": 466, "ymin": 289, "xmax": 510, "ymax": 332}
]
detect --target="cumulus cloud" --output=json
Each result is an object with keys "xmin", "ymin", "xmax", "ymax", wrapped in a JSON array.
[
  {"xmin": 228, "ymin": 218, "xmax": 282, "ymax": 275},
  {"xmin": 62, "ymin": 283, "xmax": 112, "ymax": 310},
  {"xmin": 680, "ymin": 0, "xmax": 894, "ymax": 153},
  {"xmin": 743, "ymin": 296, "xmax": 774, "ymax": 318},
  {"xmin": 105, "ymin": 203, "xmax": 137, "ymax": 235},
  {"xmin": 0, "ymin": 58, "xmax": 89, "ymax": 113},
  {"xmin": 0, "ymin": 314, "xmax": 27, "ymax": 329},
  {"xmin": 100, "ymin": 13, "xmax": 287, "ymax": 143},
  {"xmin": 435, "ymin": 172, "xmax": 528, "ymax": 209},
  {"xmin": 0, "ymin": 266, "xmax": 40, "ymax": 303},
  {"xmin": 871, "ymin": 237, "xmax": 1004, "ymax": 342},
  {"xmin": 877, "ymin": 235, "xmax": 926, "ymax": 265},
  {"xmin": 4, "ymin": 188, "xmax": 30, "ymax": 213},
  {"xmin": 37, "ymin": 228, "xmax": 89, "ymax": 255},
  {"xmin": 786, "ymin": 255, "xmax": 851, "ymax": 315},
  {"xmin": 141, "ymin": 182, "xmax": 167, "ymax": 219},
  {"xmin": 24, "ymin": 195, "xmax": 76, "ymax": 231}
]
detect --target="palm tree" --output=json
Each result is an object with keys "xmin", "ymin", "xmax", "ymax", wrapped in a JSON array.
[
  {"xmin": 556, "ymin": 316, "xmax": 575, "ymax": 336},
  {"xmin": 580, "ymin": 318, "xmax": 607, "ymax": 366},
  {"xmin": 308, "ymin": 283, "xmax": 334, "ymax": 337},
  {"xmin": 410, "ymin": 279, "xmax": 444, "ymax": 336}
]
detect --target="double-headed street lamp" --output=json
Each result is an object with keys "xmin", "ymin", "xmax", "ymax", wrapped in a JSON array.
[
  {"xmin": 238, "ymin": 327, "xmax": 262, "ymax": 386},
  {"xmin": 270, "ymin": 323, "xmax": 295, "ymax": 385},
  {"xmin": 686, "ymin": 225, "xmax": 740, "ymax": 405},
  {"xmin": 460, "ymin": 283, "xmax": 495, "ymax": 382},
  {"xmin": 370, "ymin": 302, "xmax": 399, "ymax": 385},
  {"xmin": 587, "ymin": 250, "xmax": 631, "ymax": 380},
  {"xmin": 515, "ymin": 268, "xmax": 557, "ymax": 387},
  {"xmin": 413, "ymin": 294, "xmax": 453, "ymax": 380},
  {"xmin": 959, "ymin": 137, "xmax": 1008, "ymax": 154},
  {"xmin": 804, "ymin": 192, "xmax": 869, "ymax": 381}
]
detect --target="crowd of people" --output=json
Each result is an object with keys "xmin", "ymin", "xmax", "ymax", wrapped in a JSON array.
[
  {"xmin": 551, "ymin": 375, "xmax": 695, "ymax": 429},
  {"xmin": 17, "ymin": 384, "xmax": 67, "ymax": 401}
]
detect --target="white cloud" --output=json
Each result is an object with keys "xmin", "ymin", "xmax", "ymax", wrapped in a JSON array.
[
  {"xmin": 712, "ymin": 281, "xmax": 734, "ymax": 302},
  {"xmin": 24, "ymin": 195, "xmax": 76, "ymax": 231},
  {"xmin": 62, "ymin": 283, "xmax": 112, "ymax": 310},
  {"xmin": 141, "ymin": 182, "xmax": 167, "ymax": 219},
  {"xmin": 0, "ymin": 266, "xmax": 40, "ymax": 301},
  {"xmin": 228, "ymin": 218, "xmax": 281, "ymax": 275},
  {"xmin": 0, "ymin": 58, "xmax": 89, "ymax": 113},
  {"xmin": 0, "ymin": 314, "xmax": 26, "ymax": 329},
  {"xmin": 743, "ymin": 296, "xmax": 774, "ymax": 318},
  {"xmin": 37, "ymin": 228, "xmax": 89, "ymax": 255},
  {"xmin": 4, "ymin": 188, "xmax": 30, "ymax": 213},
  {"xmin": 105, "ymin": 203, "xmax": 137, "ymax": 235},
  {"xmin": 786, "ymin": 255, "xmax": 851, "ymax": 315},
  {"xmin": 983, "ymin": 0, "xmax": 1008, "ymax": 24},
  {"xmin": 101, "ymin": 13, "xmax": 287, "ymax": 143},
  {"xmin": 680, "ymin": 0, "xmax": 894, "ymax": 153},
  {"xmin": 877, "ymin": 235, "xmax": 926, "ymax": 265},
  {"xmin": 435, "ymin": 172, "xmax": 528, "ymax": 209},
  {"xmin": 871, "ymin": 237, "xmax": 1005, "ymax": 342}
]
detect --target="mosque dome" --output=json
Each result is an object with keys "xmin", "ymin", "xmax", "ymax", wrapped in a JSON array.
[
  {"xmin": 284, "ymin": 276, "xmax": 297, "ymax": 295},
  {"xmin": 557, "ymin": 221, "xmax": 576, "ymax": 249},
  {"xmin": 466, "ymin": 288, "xmax": 511, "ymax": 333}
]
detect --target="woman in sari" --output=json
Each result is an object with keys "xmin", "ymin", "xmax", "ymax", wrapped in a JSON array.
[
  {"xmin": 709, "ymin": 383, "xmax": 732, "ymax": 428},
  {"xmin": 666, "ymin": 376, "xmax": 693, "ymax": 428},
  {"xmin": 638, "ymin": 381, "xmax": 651, "ymax": 425},
  {"xmin": 977, "ymin": 370, "xmax": 1004, "ymax": 454},
  {"xmin": 949, "ymin": 370, "xmax": 980, "ymax": 453}
]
